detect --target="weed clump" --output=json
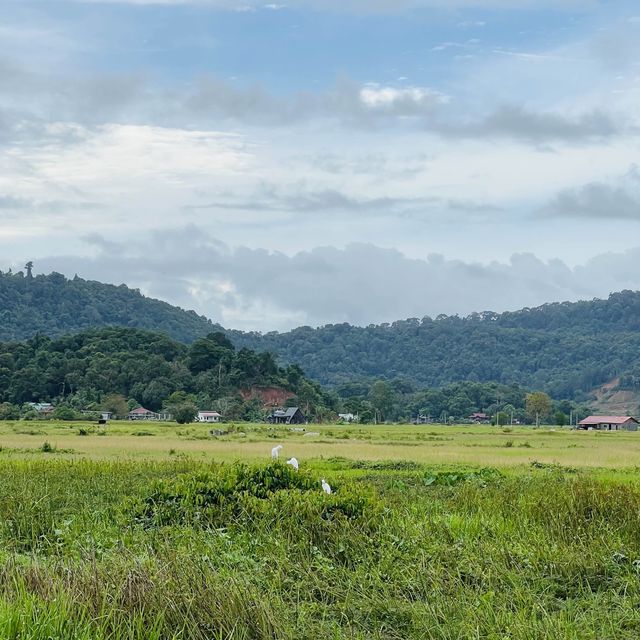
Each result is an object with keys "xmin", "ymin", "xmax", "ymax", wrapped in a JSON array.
[
  {"xmin": 134, "ymin": 461, "xmax": 380, "ymax": 530},
  {"xmin": 423, "ymin": 467, "xmax": 504, "ymax": 487},
  {"xmin": 326, "ymin": 458, "xmax": 423, "ymax": 471}
]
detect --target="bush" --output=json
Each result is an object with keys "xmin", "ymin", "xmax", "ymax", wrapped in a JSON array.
[
  {"xmin": 0, "ymin": 403, "xmax": 20, "ymax": 420},
  {"xmin": 172, "ymin": 403, "xmax": 197, "ymax": 424},
  {"xmin": 423, "ymin": 467, "xmax": 503, "ymax": 487},
  {"xmin": 52, "ymin": 406, "xmax": 77, "ymax": 421},
  {"xmin": 134, "ymin": 462, "xmax": 381, "ymax": 529}
]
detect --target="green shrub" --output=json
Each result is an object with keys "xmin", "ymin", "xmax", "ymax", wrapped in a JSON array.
[
  {"xmin": 132, "ymin": 461, "xmax": 379, "ymax": 529},
  {"xmin": 423, "ymin": 467, "xmax": 504, "ymax": 487}
]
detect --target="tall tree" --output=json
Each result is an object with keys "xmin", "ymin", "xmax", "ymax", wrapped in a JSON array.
[
  {"xmin": 369, "ymin": 380, "xmax": 395, "ymax": 424},
  {"xmin": 526, "ymin": 391, "xmax": 552, "ymax": 426}
]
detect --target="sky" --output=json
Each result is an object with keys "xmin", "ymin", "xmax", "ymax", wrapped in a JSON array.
[{"xmin": 2, "ymin": 0, "xmax": 640, "ymax": 330}]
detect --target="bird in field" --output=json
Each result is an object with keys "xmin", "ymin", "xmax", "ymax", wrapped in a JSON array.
[
  {"xmin": 286, "ymin": 457, "xmax": 299, "ymax": 470},
  {"xmin": 271, "ymin": 445, "xmax": 283, "ymax": 459},
  {"xmin": 321, "ymin": 479, "xmax": 332, "ymax": 494}
]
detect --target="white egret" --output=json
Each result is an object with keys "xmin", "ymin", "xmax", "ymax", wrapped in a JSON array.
[
  {"xmin": 271, "ymin": 445, "xmax": 283, "ymax": 459},
  {"xmin": 321, "ymin": 479, "xmax": 332, "ymax": 494},
  {"xmin": 286, "ymin": 457, "xmax": 299, "ymax": 470}
]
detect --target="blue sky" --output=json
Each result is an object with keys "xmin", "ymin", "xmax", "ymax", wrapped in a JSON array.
[{"xmin": 2, "ymin": 0, "xmax": 640, "ymax": 329}]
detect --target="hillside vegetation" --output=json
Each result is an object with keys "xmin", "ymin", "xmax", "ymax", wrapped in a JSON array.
[
  {"xmin": 229, "ymin": 290, "xmax": 640, "ymax": 399},
  {"xmin": 3, "ymin": 269, "xmax": 640, "ymax": 402},
  {"xmin": 0, "ymin": 270, "xmax": 214, "ymax": 343},
  {"xmin": 0, "ymin": 327, "xmax": 585, "ymax": 424},
  {"xmin": 0, "ymin": 327, "xmax": 333, "ymax": 421}
]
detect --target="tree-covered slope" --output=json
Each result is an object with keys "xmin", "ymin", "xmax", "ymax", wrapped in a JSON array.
[
  {"xmin": 4, "ymin": 267, "xmax": 640, "ymax": 402},
  {"xmin": 0, "ymin": 270, "xmax": 215, "ymax": 343},
  {"xmin": 227, "ymin": 291, "xmax": 640, "ymax": 399},
  {"xmin": 0, "ymin": 327, "xmax": 334, "ymax": 420}
]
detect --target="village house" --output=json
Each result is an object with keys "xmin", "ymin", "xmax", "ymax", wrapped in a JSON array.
[
  {"xmin": 577, "ymin": 415, "xmax": 639, "ymax": 431},
  {"xmin": 127, "ymin": 406, "xmax": 161, "ymax": 421},
  {"xmin": 267, "ymin": 407, "xmax": 306, "ymax": 425},
  {"xmin": 196, "ymin": 411, "xmax": 222, "ymax": 423},
  {"xmin": 28, "ymin": 402, "xmax": 54, "ymax": 417},
  {"xmin": 469, "ymin": 412, "xmax": 490, "ymax": 424},
  {"xmin": 338, "ymin": 413, "xmax": 358, "ymax": 423}
]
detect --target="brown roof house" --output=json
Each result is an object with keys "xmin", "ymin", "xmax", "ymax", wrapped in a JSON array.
[{"xmin": 577, "ymin": 415, "xmax": 639, "ymax": 431}]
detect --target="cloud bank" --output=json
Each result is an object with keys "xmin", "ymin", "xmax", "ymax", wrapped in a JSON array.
[{"xmin": 35, "ymin": 228, "xmax": 640, "ymax": 331}]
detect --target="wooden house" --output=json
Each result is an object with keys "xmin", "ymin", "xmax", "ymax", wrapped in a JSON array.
[{"xmin": 267, "ymin": 407, "xmax": 306, "ymax": 425}]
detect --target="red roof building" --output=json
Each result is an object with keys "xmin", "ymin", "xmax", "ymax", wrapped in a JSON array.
[{"xmin": 577, "ymin": 416, "xmax": 638, "ymax": 431}]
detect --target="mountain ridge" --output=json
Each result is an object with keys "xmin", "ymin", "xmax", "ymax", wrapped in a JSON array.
[
  {"xmin": 0, "ymin": 270, "xmax": 216, "ymax": 343},
  {"xmin": 3, "ymin": 268, "xmax": 640, "ymax": 401}
]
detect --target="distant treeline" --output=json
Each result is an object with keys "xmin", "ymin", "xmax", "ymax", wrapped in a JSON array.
[
  {"xmin": 0, "ymin": 328, "xmax": 334, "ymax": 422},
  {"xmin": 227, "ymin": 290, "xmax": 640, "ymax": 399},
  {"xmin": 3, "ymin": 268, "xmax": 640, "ymax": 403},
  {"xmin": 0, "ymin": 328, "xmax": 585, "ymax": 425}
]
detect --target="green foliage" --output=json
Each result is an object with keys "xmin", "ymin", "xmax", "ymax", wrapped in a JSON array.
[
  {"xmin": 422, "ymin": 467, "xmax": 504, "ymax": 486},
  {"xmin": 0, "ymin": 270, "xmax": 215, "ymax": 343},
  {"xmin": 0, "ymin": 327, "xmax": 335, "ymax": 419},
  {"xmin": 229, "ymin": 290, "xmax": 640, "ymax": 398},
  {"xmin": 171, "ymin": 402, "xmax": 198, "ymax": 424},
  {"xmin": 101, "ymin": 393, "xmax": 128, "ymax": 418},
  {"xmin": 368, "ymin": 380, "xmax": 395, "ymax": 423},
  {"xmin": 1, "ymin": 460, "xmax": 640, "ymax": 637},
  {"xmin": 51, "ymin": 406, "xmax": 76, "ymax": 421},
  {"xmin": 135, "ymin": 461, "xmax": 371, "ymax": 528},
  {"xmin": 0, "ymin": 403, "xmax": 19, "ymax": 420},
  {"xmin": 526, "ymin": 391, "xmax": 552, "ymax": 424}
]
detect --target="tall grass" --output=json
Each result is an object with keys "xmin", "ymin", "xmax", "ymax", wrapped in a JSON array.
[{"xmin": 0, "ymin": 459, "xmax": 639, "ymax": 638}]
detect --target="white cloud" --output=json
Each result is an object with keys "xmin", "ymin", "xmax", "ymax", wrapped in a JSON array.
[
  {"xmin": 359, "ymin": 84, "xmax": 449, "ymax": 110},
  {"xmin": 33, "ymin": 229, "xmax": 640, "ymax": 331}
]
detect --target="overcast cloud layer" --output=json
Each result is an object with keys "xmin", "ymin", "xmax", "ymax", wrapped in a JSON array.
[{"xmin": 2, "ymin": 0, "xmax": 640, "ymax": 330}]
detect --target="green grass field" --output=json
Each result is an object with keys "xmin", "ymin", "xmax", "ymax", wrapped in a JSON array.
[
  {"xmin": 1, "ymin": 420, "xmax": 640, "ymax": 638},
  {"xmin": 1, "ymin": 419, "xmax": 640, "ymax": 471}
]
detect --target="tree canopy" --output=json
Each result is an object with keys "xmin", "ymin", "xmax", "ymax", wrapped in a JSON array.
[
  {"xmin": 0, "ymin": 327, "xmax": 336, "ymax": 422},
  {"xmin": 228, "ymin": 290, "xmax": 640, "ymax": 400},
  {"xmin": 0, "ymin": 269, "xmax": 215, "ymax": 343}
]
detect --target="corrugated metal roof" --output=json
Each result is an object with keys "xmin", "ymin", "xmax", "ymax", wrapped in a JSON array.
[{"xmin": 578, "ymin": 415, "xmax": 637, "ymax": 424}]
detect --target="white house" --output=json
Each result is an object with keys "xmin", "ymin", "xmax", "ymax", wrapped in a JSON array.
[
  {"xmin": 128, "ymin": 407, "xmax": 161, "ymax": 421},
  {"xmin": 197, "ymin": 411, "xmax": 222, "ymax": 423}
]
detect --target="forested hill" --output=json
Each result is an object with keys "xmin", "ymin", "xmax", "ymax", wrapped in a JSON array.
[
  {"xmin": 4, "ymin": 267, "xmax": 640, "ymax": 402},
  {"xmin": 0, "ymin": 270, "xmax": 215, "ymax": 343},
  {"xmin": 226, "ymin": 290, "xmax": 640, "ymax": 400},
  {"xmin": 0, "ymin": 327, "xmax": 333, "ymax": 421}
]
